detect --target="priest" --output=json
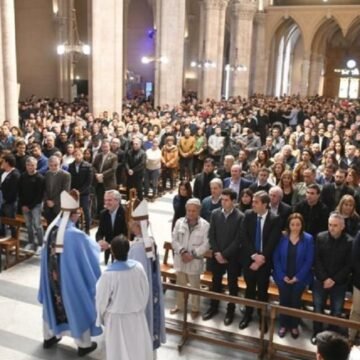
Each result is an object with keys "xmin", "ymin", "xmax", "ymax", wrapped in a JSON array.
[
  {"xmin": 96, "ymin": 235, "xmax": 152, "ymax": 360},
  {"xmin": 38, "ymin": 190, "xmax": 102, "ymax": 357},
  {"xmin": 128, "ymin": 200, "xmax": 166, "ymax": 352}
]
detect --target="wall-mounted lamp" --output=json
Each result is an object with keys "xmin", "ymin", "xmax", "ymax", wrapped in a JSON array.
[{"xmin": 141, "ymin": 56, "xmax": 169, "ymax": 64}]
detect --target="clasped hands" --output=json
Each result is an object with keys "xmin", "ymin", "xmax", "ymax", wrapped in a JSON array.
[
  {"xmin": 214, "ymin": 252, "xmax": 228, "ymax": 264},
  {"xmin": 98, "ymin": 240, "xmax": 110, "ymax": 251},
  {"xmin": 284, "ymin": 276, "xmax": 298, "ymax": 284},
  {"xmin": 181, "ymin": 251, "xmax": 193, "ymax": 263},
  {"xmin": 250, "ymin": 254, "xmax": 265, "ymax": 271}
]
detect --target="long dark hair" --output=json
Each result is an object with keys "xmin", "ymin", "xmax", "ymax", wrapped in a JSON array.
[{"xmin": 178, "ymin": 180, "xmax": 193, "ymax": 198}]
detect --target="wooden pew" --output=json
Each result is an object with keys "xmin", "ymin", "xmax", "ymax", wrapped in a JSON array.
[
  {"xmin": 0, "ymin": 217, "xmax": 26, "ymax": 270},
  {"xmin": 160, "ymin": 241, "xmax": 353, "ymax": 313}
]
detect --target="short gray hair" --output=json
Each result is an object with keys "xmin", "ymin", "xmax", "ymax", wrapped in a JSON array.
[
  {"xmin": 210, "ymin": 178, "xmax": 223, "ymax": 188},
  {"xmin": 185, "ymin": 198, "xmax": 201, "ymax": 208},
  {"xmin": 26, "ymin": 156, "xmax": 37, "ymax": 165},
  {"xmin": 329, "ymin": 212, "xmax": 345, "ymax": 225},
  {"xmin": 269, "ymin": 186, "xmax": 283, "ymax": 199},
  {"xmin": 105, "ymin": 190, "xmax": 122, "ymax": 202}
]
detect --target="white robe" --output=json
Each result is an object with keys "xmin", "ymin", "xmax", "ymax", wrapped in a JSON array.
[{"xmin": 96, "ymin": 261, "xmax": 152, "ymax": 360}]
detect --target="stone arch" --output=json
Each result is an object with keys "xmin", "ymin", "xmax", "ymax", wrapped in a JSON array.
[
  {"xmin": 345, "ymin": 16, "xmax": 360, "ymax": 46},
  {"xmin": 267, "ymin": 17, "xmax": 303, "ymax": 96}
]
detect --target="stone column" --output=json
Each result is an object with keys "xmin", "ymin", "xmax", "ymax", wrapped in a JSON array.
[
  {"xmin": 90, "ymin": 0, "xmax": 123, "ymax": 117},
  {"xmin": 154, "ymin": 0, "xmax": 186, "ymax": 108},
  {"xmin": 228, "ymin": 0, "xmax": 256, "ymax": 98},
  {"xmin": 308, "ymin": 54, "xmax": 324, "ymax": 96},
  {"xmin": 198, "ymin": 0, "xmax": 228, "ymax": 101},
  {"xmin": 123, "ymin": 0, "xmax": 130, "ymax": 96},
  {"xmin": 251, "ymin": 11, "xmax": 266, "ymax": 95},
  {"xmin": 299, "ymin": 53, "xmax": 311, "ymax": 97},
  {"xmin": 1, "ymin": 0, "xmax": 18, "ymax": 125},
  {"xmin": 56, "ymin": 0, "xmax": 73, "ymax": 102},
  {"xmin": 0, "ymin": 9, "xmax": 6, "ymax": 122}
]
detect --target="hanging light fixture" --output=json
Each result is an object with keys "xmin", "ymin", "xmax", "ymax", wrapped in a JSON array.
[
  {"xmin": 56, "ymin": 9, "xmax": 91, "ymax": 57},
  {"xmin": 190, "ymin": 40, "xmax": 216, "ymax": 69},
  {"xmin": 225, "ymin": 48, "xmax": 247, "ymax": 72}
]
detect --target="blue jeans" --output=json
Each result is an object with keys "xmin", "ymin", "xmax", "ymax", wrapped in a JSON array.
[
  {"xmin": 0, "ymin": 202, "xmax": 17, "ymax": 237},
  {"xmin": 313, "ymin": 279, "xmax": 347, "ymax": 334},
  {"xmin": 144, "ymin": 169, "xmax": 160, "ymax": 196},
  {"xmin": 278, "ymin": 282, "xmax": 306, "ymax": 328},
  {"xmin": 23, "ymin": 204, "xmax": 43, "ymax": 246}
]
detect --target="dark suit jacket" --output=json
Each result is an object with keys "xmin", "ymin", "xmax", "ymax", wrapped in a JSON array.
[
  {"xmin": 193, "ymin": 172, "xmax": 218, "ymax": 200},
  {"xmin": 339, "ymin": 156, "xmax": 360, "ymax": 173},
  {"xmin": 313, "ymin": 135, "xmax": 330, "ymax": 152},
  {"xmin": 43, "ymin": 170, "xmax": 71, "ymax": 213},
  {"xmin": 95, "ymin": 206, "xmax": 128, "ymax": 244},
  {"xmin": 241, "ymin": 210, "xmax": 282, "ymax": 268},
  {"xmin": 223, "ymin": 177, "xmax": 252, "ymax": 200},
  {"xmin": 320, "ymin": 183, "xmax": 354, "ymax": 211},
  {"xmin": 92, "ymin": 152, "xmax": 118, "ymax": 190},
  {"xmin": 249, "ymin": 182, "xmax": 273, "ymax": 194},
  {"xmin": 68, "ymin": 161, "xmax": 93, "ymax": 195},
  {"xmin": 275, "ymin": 201, "xmax": 292, "ymax": 230},
  {"xmin": 0, "ymin": 168, "xmax": 20, "ymax": 203}
]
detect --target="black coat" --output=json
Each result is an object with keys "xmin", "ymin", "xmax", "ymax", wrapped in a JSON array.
[
  {"xmin": 315, "ymin": 231, "xmax": 352, "ymax": 285},
  {"xmin": 0, "ymin": 168, "xmax": 20, "ymax": 204},
  {"xmin": 95, "ymin": 206, "xmax": 128, "ymax": 245},
  {"xmin": 241, "ymin": 210, "xmax": 282, "ymax": 267},
  {"xmin": 193, "ymin": 172, "xmax": 218, "ymax": 201},
  {"xmin": 320, "ymin": 184, "xmax": 354, "ymax": 212},
  {"xmin": 68, "ymin": 161, "xmax": 93, "ymax": 195}
]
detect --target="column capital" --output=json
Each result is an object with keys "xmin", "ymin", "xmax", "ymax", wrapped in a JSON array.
[
  {"xmin": 201, "ymin": 0, "xmax": 229, "ymax": 11},
  {"xmin": 231, "ymin": 1, "xmax": 257, "ymax": 20},
  {"xmin": 254, "ymin": 11, "xmax": 266, "ymax": 25}
]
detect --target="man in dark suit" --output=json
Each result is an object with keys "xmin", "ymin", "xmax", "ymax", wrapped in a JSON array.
[
  {"xmin": 321, "ymin": 169, "xmax": 354, "ymax": 211},
  {"xmin": 202, "ymin": 189, "xmax": 244, "ymax": 326},
  {"xmin": 239, "ymin": 190, "xmax": 282, "ymax": 330},
  {"xmin": 269, "ymin": 186, "xmax": 292, "ymax": 230},
  {"xmin": 339, "ymin": 144, "xmax": 360, "ymax": 173},
  {"xmin": 0, "ymin": 154, "xmax": 20, "ymax": 236},
  {"xmin": 92, "ymin": 139, "xmax": 118, "ymax": 216},
  {"xmin": 193, "ymin": 158, "xmax": 217, "ymax": 201},
  {"xmin": 43, "ymin": 155, "xmax": 71, "ymax": 224},
  {"xmin": 95, "ymin": 190, "xmax": 128, "ymax": 265},
  {"xmin": 68, "ymin": 148, "xmax": 93, "ymax": 234},
  {"xmin": 313, "ymin": 128, "xmax": 330, "ymax": 153},
  {"xmin": 223, "ymin": 164, "xmax": 252, "ymax": 202},
  {"xmin": 249, "ymin": 167, "xmax": 273, "ymax": 194}
]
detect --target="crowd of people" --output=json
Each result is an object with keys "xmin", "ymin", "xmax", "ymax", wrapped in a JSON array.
[{"xmin": 1, "ymin": 93, "xmax": 360, "ymax": 350}]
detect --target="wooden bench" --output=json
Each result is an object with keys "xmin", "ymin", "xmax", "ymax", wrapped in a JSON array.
[
  {"xmin": 161, "ymin": 241, "xmax": 353, "ymax": 313},
  {"xmin": 0, "ymin": 217, "xmax": 25, "ymax": 270}
]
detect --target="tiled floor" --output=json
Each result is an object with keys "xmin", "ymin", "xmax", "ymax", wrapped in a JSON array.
[{"xmin": 0, "ymin": 192, "xmax": 358, "ymax": 359}]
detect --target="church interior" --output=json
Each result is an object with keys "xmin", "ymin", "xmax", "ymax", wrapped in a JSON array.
[{"xmin": 0, "ymin": 0, "xmax": 360, "ymax": 359}]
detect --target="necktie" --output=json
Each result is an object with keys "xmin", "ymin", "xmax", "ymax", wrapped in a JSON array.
[{"xmin": 255, "ymin": 216, "xmax": 262, "ymax": 253}]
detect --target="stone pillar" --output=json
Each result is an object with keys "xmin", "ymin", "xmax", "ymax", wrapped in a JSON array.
[
  {"xmin": 251, "ymin": 11, "xmax": 266, "ymax": 95},
  {"xmin": 299, "ymin": 53, "xmax": 311, "ymax": 97},
  {"xmin": 1, "ymin": 0, "xmax": 18, "ymax": 125},
  {"xmin": 154, "ymin": 0, "xmax": 186, "ymax": 107},
  {"xmin": 90, "ymin": 0, "xmax": 123, "ymax": 117},
  {"xmin": 228, "ymin": 0, "xmax": 257, "ymax": 98},
  {"xmin": 0, "ymin": 9, "xmax": 6, "ymax": 122},
  {"xmin": 123, "ymin": 0, "xmax": 130, "ymax": 97},
  {"xmin": 308, "ymin": 54, "xmax": 324, "ymax": 96},
  {"xmin": 198, "ymin": 0, "xmax": 228, "ymax": 101},
  {"xmin": 56, "ymin": 0, "xmax": 73, "ymax": 102}
]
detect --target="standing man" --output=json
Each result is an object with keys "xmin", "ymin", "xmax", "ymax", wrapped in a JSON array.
[
  {"xmin": 0, "ymin": 154, "xmax": 21, "ymax": 236},
  {"xmin": 38, "ymin": 191, "xmax": 101, "ymax": 356},
  {"xmin": 269, "ymin": 186, "xmax": 292, "ymax": 230},
  {"xmin": 349, "ymin": 231, "xmax": 360, "ymax": 345},
  {"xmin": 171, "ymin": 198, "xmax": 209, "ymax": 319},
  {"xmin": 93, "ymin": 139, "xmax": 118, "ymax": 216},
  {"xmin": 178, "ymin": 128, "xmax": 195, "ymax": 181},
  {"xmin": 18, "ymin": 157, "xmax": 44, "ymax": 254},
  {"xmin": 294, "ymin": 184, "xmax": 329, "ymax": 240},
  {"xmin": 249, "ymin": 167, "xmax": 273, "ymax": 193},
  {"xmin": 311, "ymin": 213, "xmax": 352, "ymax": 344},
  {"xmin": 125, "ymin": 137, "xmax": 146, "ymax": 201},
  {"xmin": 43, "ymin": 156, "xmax": 71, "ymax": 224},
  {"xmin": 240, "ymin": 191, "xmax": 281, "ymax": 330},
  {"xmin": 68, "ymin": 148, "xmax": 93, "ymax": 234},
  {"xmin": 96, "ymin": 190, "xmax": 128, "ymax": 265},
  {"xmin": 202, "ymin": 189, "xmax": 244, "ymax": 326},
  {"xmin": 201, "ymin": 178, "xmax": 223, "ymax": 222},
  {"xmin": 193, "ymin": 158, "xmax": 217, "ymax": 201},
  {"xmin": 223, "ymin": 164, "xmax": 252, "ymax": 202}
]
